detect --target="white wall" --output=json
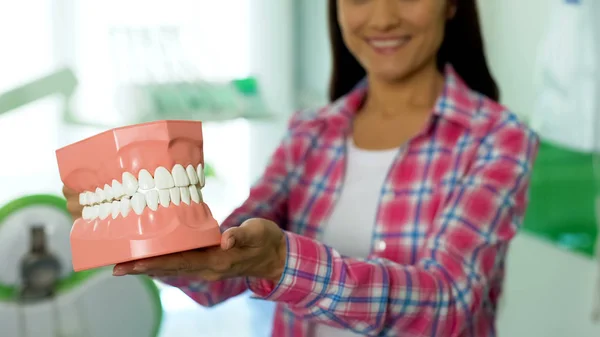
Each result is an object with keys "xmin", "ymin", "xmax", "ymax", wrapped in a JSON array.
[
  {"xmin": 295, "ymin": 0, "xmax": 331, "ymax": 107},
  {"xmin": 477, "ymin": 0, "xmax": 551, "ymax": 120},
  {"xmin": 498, "ymin": 233, "xmax": 600, "ymax": 337}
]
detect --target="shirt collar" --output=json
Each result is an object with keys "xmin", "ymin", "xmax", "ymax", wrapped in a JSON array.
[{"xmin": 317, "ymin": 64, "xmax": 481, "ymax": 130}]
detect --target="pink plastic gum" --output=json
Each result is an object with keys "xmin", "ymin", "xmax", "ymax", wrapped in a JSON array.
[{"xmin": 56, "ymin": 120, "xmax": 221, "ymax": 272}]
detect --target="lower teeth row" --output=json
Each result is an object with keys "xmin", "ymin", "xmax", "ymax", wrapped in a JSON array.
[{"xmin": 81, "ymin": 185, "xmax": 203, "ymax": 220}]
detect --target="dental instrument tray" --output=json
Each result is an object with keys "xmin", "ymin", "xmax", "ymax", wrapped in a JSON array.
[{"xmin": 55, "ymin": 120, "xmax": 222, "ymax": 272}]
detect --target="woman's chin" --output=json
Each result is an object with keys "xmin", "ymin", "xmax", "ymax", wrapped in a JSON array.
[{"xmin": 369, "ymin": 68, "xmax": 410, "ymax": 84}]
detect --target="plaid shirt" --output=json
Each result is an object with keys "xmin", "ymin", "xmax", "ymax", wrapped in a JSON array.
[{"xmin": 161, "ymin": 65, "xmax": 539, "ymax": 337}]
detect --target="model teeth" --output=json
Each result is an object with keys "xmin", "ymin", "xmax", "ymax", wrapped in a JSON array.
[
  {"xmin": 112, "ymin": 179, "xmax": 125, "ymax": 199},
  {"xmin": 138, "ymin": 169, "xmax": 155, "ymax": 189},
  {"xmin": 99, "ymin": 203, "xmax": 111, "ymax": 220},
  {"xmin": 103, "ymin": 184, "xmax": 114, "ymax": 201},
  {"xmin": 169, "ymin": 187, "xmax": 181, "ymax": 206},
  {"xmin": 172, "ymin": 164, "xmax": 190, "ymax": 187},
  {"xmin": 131, "ymin": 193, "xmax": 147, "ymax": 215},
  {"xmin": 197, "ymin": 164, "xmax": 205, "ymax": 188},
  {"xmin": 189, "ymin": 185, "xmax": 200, "ymax": 203},
  {"xmin": 157, "ymin": 189, "xmax": 169, "ymax": 207},
  {"xmin": 145, "ymin": 190, "xmax": 159, "ymax": 211},
  {"xmin": 95, "ymin": 187, "xmax": 105, "ymax": 203},
  {"xmin": 111, "ymin": 201, "xmax": 120, "ymax": 219},
  {"xmin": 122, "ymin": 172, "xmax": 138, "ymax": 196},
  {"xmin": 180, "ymin": 187, "xmax": 191, "ymax": 205},
  {"xmin": 154, "ymin": 167, "xmax": 175, "ymax": 189},
  {"xmin": 120, "ymin": 197, "xmax": 131, "ymax": 217},
  {"xmin": 186, "ymin": 165, "xmax": 199, "ymax": 184},
  {"xmin": 79, "ymin": 163, "xmax": 207, "ymax": 220}
]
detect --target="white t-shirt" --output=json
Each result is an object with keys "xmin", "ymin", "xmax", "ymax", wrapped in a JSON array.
[{"xmin": 314, "ymin": 140, "xmax": 399, "ymax": 337}]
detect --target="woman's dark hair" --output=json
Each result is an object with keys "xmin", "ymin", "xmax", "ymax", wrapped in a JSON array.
[{"xmin": 327, "ymin": 0, "xmax": 499, "ymax": 102}]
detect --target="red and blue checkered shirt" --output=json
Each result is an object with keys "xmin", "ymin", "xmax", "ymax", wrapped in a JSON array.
[{"xmin": 161, "ymin": 65, "xmax": 540, "ymax": 336}]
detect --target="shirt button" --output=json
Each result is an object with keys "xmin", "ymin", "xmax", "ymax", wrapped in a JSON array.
[{"xmin": 374, "ymin": 240, "xmax": 386, "ymax": 252}]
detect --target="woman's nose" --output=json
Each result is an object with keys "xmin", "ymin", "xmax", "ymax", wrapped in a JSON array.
[{"xmin": 369, "ymin": 0, "xmax": 401, "ymax": 31}]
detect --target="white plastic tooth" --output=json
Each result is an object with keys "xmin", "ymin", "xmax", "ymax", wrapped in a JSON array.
[
  {"xmin": 197, "ymin": 163, "xmax": 205, "ymax": 188},
  {"xmin": 158, "ymin": 190, "xmax": 170, "ymax": 208},
  {"xmin": 79, "ymin": 193, "xmax": 88, "ymax": 206},
  {"xmin": 104, "ymin": 184, "xmax": 114, "ymax": 201},
  {"xmin": 189, "ymin": 185, "xmax": 200, "ymax": 203},
  {"xmin": 111, "ymin": 201, "xmax": 120, "ymax": 219},
  {"xmin": 120, "ymin": 197, "xmax": 131, "ymax": 217},
  {"xmin": 186, "ymin": 165, "xmax": 199, "ymax": 184},
  {"xmin": 131, "ymin": 193, "xmax": 146, "ymax": 215},
  {"xmin": 82, "ymin": 206, "xmax": 92, "ymax": 220},
  {"xmin": 154, "ymin": 166, "xmax": 175, "ymax": 189},
  {"xmin": 86, "ymin": 191, "xmax": 96, "ymax": 205},
  {"xmin": 180, "ymin": 187, "xmax": 191, "ymax": 205},
  {"xmin": 99, "ymin": 203, "xmax": 111, "ymax": 220},
  {"xmin": 95, "ymin": 187, "xmax": 106, "ymax": 203},
  {"xmin": 112, "ymin": 179, "xmax": 125, "ymax": 199},
  {"xmin": 169, "ymin": 187, "xmax": 181, "ymax": 205},
  {"xmin": 138, "ymin": 169, "xmax": 155, "ymax": 189},
  {"xmin": 145, "ymin": 190, "xmax": 159, "ymax": 211},
  {"xmin": 91, "ymin": 205, "xmax": 100, "ymax": 218},
  {"xmin": 172, "ymin": 164, "xmax": 190, "ymax": 187},
  {"xmin": 122, "ymin": 172, "xmax": 138, "ymax": 196}
]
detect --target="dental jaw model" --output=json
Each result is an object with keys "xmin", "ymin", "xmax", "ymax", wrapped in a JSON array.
[{"xmin": 56, "ymin": 120, "xmax": 221, "ymax": 272}]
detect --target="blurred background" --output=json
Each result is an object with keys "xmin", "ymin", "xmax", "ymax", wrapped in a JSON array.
[{"xmin": 0, "ymin": 0, "xmax": 598, "ymax": 336}]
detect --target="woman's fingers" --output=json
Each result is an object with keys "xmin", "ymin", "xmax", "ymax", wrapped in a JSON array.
[
  {"xmin": 113, "ymin": 248, "xmax": 226, "ymax": 274},
  {"xmin": 112, "ymin": 248, "xmax": 244, "ymax": 279},
  {"xmin": 63, "ymin": 185, "xmax": 83, "ymax": 220},
  {"xmin": 113, "ymin": 262, "xmax": 136, "ymax": 275}
]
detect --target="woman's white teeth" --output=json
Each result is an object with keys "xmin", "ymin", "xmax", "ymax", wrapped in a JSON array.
[
  {"xmin": 154, "ymin": 167, "xmax": 175, "ymax": 189},
  {"xmin": 369, "ymin": 38, "xmax": 408, "ymax": 48},
  {"xmin": 138, "ymin": 169, "xmax": 155, "ymax": 189},
  {"xmin": 131, "ymin": 193, "xmax": 146, "ymax": 215},
  {"xmin": 122, "ymin": 172, "xmax": 138, "ymax": 196}
]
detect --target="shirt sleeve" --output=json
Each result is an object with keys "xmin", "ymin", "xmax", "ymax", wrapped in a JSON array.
[
  {"xmin": 157, "ymin": 110, "xmax": 307, "ymax": 306},
  {"xmin": 247, "ymin": 117, "xmax": 540, "ymax": 336}
]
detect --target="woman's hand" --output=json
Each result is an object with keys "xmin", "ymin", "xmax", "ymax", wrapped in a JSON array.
[
  {"xmin": 113, "ymin": 218, "xmax": 287, "ymax": 282},
  {"xmin": 63, "ymin": 185, "xmax": 83, "ymax": 221}
]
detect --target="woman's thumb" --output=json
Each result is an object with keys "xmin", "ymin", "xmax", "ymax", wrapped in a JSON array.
[{"xmin": 221, "ymin": 227, "xmax": 247, "ymax": 250}]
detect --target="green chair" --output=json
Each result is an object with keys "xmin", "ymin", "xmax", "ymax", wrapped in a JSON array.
[{"xmin": 0, "ymin": 195, "xmax": 163, "ymax": 337}]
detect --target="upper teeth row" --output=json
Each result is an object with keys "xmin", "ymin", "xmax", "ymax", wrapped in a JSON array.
[{"xmin": 79, "ymin": 164, "xmax": 205, "ymax": 206}]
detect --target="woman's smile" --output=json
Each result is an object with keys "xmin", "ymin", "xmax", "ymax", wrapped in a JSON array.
[{"xmin": 365, "ymin": 35, "xmax": 412, "ymax": 55}]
